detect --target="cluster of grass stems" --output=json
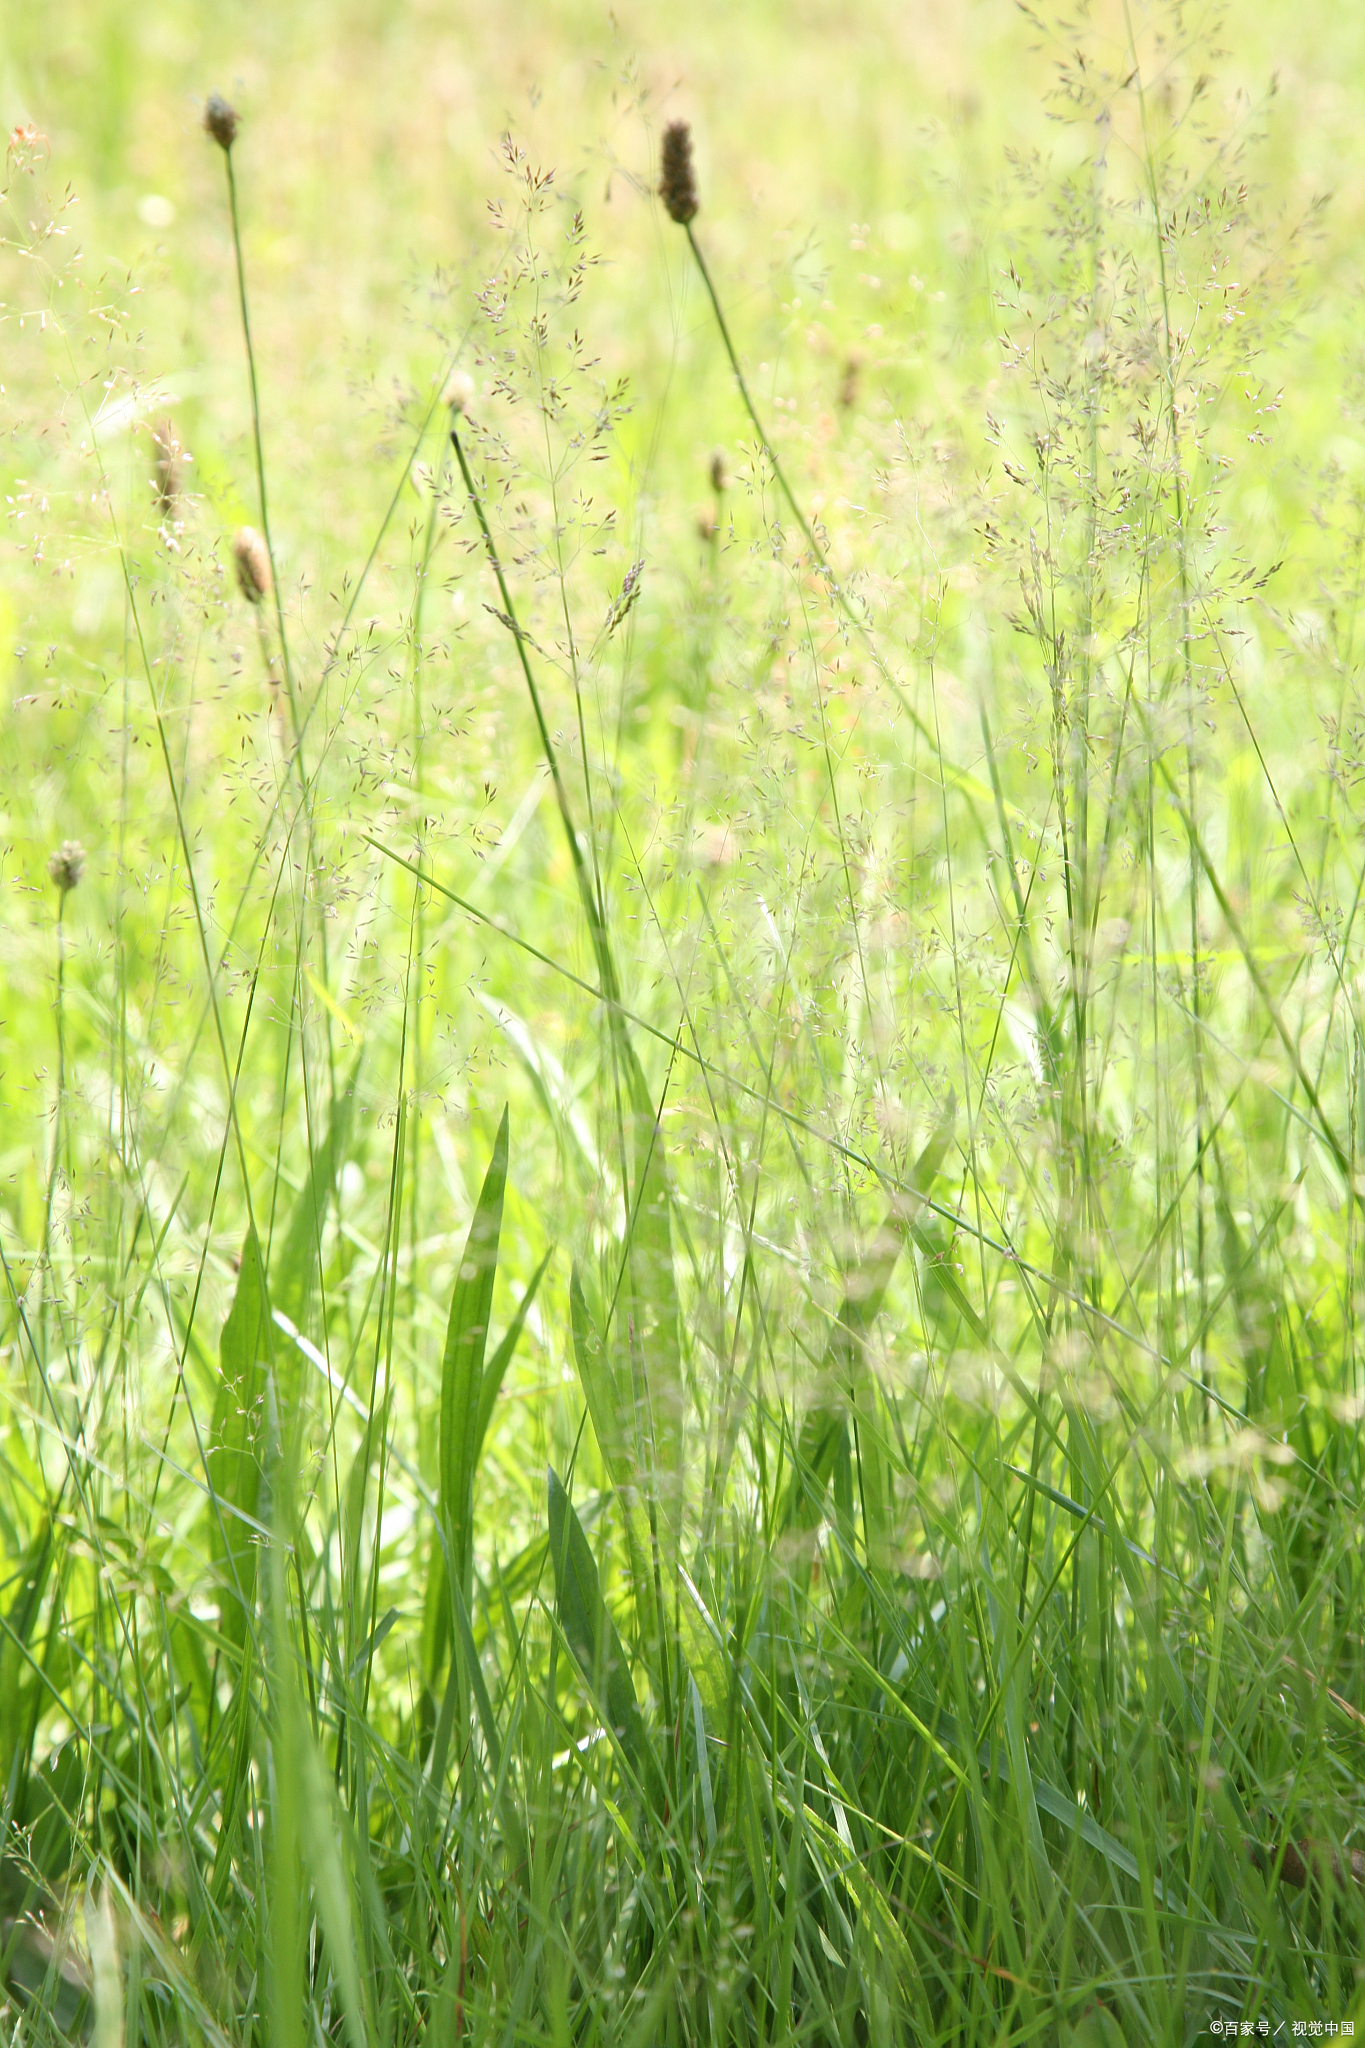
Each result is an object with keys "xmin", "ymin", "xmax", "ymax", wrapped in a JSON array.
[{"xmin": 2, "ymin": 8, "xmax": 1365, "ymax": 2043}]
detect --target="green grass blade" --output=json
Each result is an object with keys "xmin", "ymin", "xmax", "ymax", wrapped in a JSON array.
[
  {"xmin": 473, "ymin": 1243, "xmax": 552, "ymax": 1467},
  {"xmin": 270, "ymin": 1048, "xmax": 361, "ymax": 1338},
  {"xmin": 547, "ymin": 1465, "xmax": 665, "ymax": 1816},
  {"xmin": 208, "ymin": 1225, "xmax": 272, "ymax": 1654},
  {"xmin": 438, "ymin": 1105, "xmax": 508, "ymax": 1605}
]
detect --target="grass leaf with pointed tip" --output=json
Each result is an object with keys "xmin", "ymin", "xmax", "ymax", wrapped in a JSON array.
[
  {"xmin": 208, "ymin": 1226, "xmax": 271, "ymax": 1653},
  {"xmin": 438, "ymin": 1105, "xmax": 508, "ymax": 1608},
  {"xmin": 547, "ymin": 1465, "xmax": 665, "ymax": 1817}
]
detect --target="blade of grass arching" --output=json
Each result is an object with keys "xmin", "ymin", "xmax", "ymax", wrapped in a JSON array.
[
  {"xmin": 438, "ymin": 1106, "xmax": 508, "ymax": 1611},
  {"xmin": 418, "ymin": 1155, "xmax": 535, "ymax": 1751},
  {"xmin": 447, "ymin": 427, "xmax": 615, "ymax": 1003},
  {"xmin": 547, "ymin": 1466, "xmax": 666, "ymax": 1821},
  {"xmin": 269, "ymin": 1047, "xmax": 364, "ymax": 1530},
  {"xmin": 473, "ymin": 1245, "xmax": 552, "ymax": 1468},
  {"xmin": 270, "ymin": 1046, "xmax": 362, "ymax": 1338},
  {"xmin": 446, "ymin": 421, "xmax": 673, "ymax": 1308},
  {"xmin": 567, "ymin": 1266, "xmax": 653, "ymax": 1605},
  {"xmin": 208, "ymin": 1226, "xmax": 272, "ymax": 1660},
  {"xmin": 419, "ymin": 1114, "xmax": 509, "ymax": 1753}
]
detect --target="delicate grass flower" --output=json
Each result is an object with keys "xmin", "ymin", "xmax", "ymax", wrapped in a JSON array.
[
  {"xmin": 152, "ymin": 417, "xmax": 183, "ymax": 517},
  {"xmin": 442, "ymin": 368, "xmax": 476, "ymax": 415},
  {"xmin": 47, "ymin": 840, "xmax": 85, "ymax": 896},
  {"xmin": 232, "ymin": 524, "xmax": 272, "ymax": 603}
]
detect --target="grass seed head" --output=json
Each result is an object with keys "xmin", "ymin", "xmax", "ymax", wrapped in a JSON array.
[
  {"xmin": 232, "ymin": 525, "xmax": 272, "ymax": 603},
  {"xmin": 710, "ymin": 451, "xmax": 727, "ymax": 493},
  {"xmin": 48, "ymin": 840, "xmax": 85, "ymax": 896},
  {"xmin": 442, "ymin": 367, "xmax": 476, "ymax": 415},
  {"xmin": 204, "ymin": 94, "xmax": 240, "ymax": 151},
  {"xmin": 152, "ymin": 417, "xmax": 182, "ymax": 516},
  {"xmin": 660, "ymin": 121, "xmax": 699, "ymax": 225}
]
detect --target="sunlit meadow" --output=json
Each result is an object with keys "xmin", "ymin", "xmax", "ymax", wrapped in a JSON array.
[{"xmin": 3, "ymin": 0, "xmax": 1365, "ymax": 2040}]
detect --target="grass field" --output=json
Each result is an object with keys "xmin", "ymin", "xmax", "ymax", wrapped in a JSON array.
[{"xmin": 4, "ymin": 0, "xmax": 1365, "ymax": 2039}]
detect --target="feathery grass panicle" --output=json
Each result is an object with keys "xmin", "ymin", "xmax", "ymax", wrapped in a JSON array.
[
  {"xmin": 151, "ymin": 416, "xmax": 182, "ymax": 517},
  {"xmin": 203, "ymin": 92, "xmax": 239, "ymax": 151},
  {"xmin": 659, "ymin": 120, "xmax": 699, "ymax": 225},
  {"xmin": 232, "ymin": 523, "xmax": 272, "ymax": 603}
]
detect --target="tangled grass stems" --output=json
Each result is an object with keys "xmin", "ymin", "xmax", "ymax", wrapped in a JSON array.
[{"xmin": 447, "ymin": 421, "xmax": 620, "ymax": 1015}]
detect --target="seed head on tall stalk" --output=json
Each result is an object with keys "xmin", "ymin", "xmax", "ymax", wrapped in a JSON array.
[
  {"xmin": 41, "ymin": 841, "xmax": 85, "ymax": 1338},
  {"xmin": 204, "ymin": 91, "xmax": 338, "ymax": 1133},
  {"xmin": 658, "ymin": 122, "xmax": 833, "ymax": 599},
  {"xmin": 203, "ymin": 95, "xmax": 301, "ymax": 754}
]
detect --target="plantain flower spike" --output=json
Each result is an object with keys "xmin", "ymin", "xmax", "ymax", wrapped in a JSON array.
[
  {"xmin": 659, "ymin": 121, "xmax": 699, "ymax": 226},
  {"xmin": 232, "ymin": 525, "xmax": 272, "ymax": 604},
  {"xmin": 204, "ymin": 94, "xmax": 239, "ymax": 151},
  {"xmin": 48, "ymin": 840, "xmax": 86, "ymax": 896}
]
